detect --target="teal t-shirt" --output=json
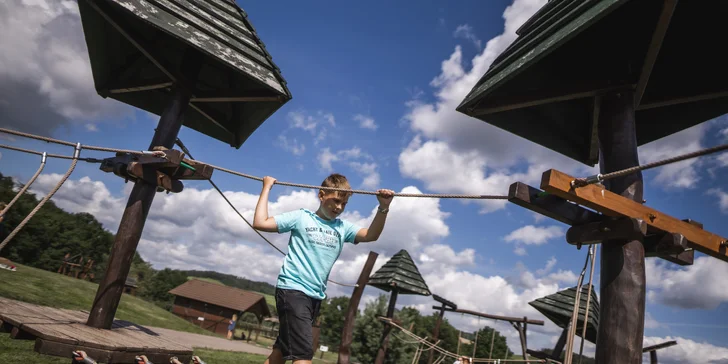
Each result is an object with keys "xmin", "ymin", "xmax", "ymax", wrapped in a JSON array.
[{"xmin": 274, "ymin": 208, "xmax": 362, "ymax": 300}]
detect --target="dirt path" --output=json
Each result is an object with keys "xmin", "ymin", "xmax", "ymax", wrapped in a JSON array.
[{"xmin": 146, "ymin": 326, "xmax": 272, "ymax": 356}]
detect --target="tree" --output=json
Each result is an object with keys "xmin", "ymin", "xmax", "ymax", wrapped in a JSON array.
[
  {"xmin": 457, "ymin": 326, "xmax": 513, "ymax": 360},
  {"xmin": 318, "ymin": 295, "xmax": 350, "ymax": 351},
  {"xmin": 351, "ymin": 294, "xmax": 409, "ymax": 364},
  {"xmin": 138, "ymin": 268, "xmax": 189, "ymax": 309}
]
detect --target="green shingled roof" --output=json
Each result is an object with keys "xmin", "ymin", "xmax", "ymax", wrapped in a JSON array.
[
  {"xmin": 456, "ymin": 0, "xmax": 728, "ymax": 166},
  {"xmin": 367, "ymin": 250, "xmax": 431, "ymax": 296},
  {"xmin": 529, "ymin": 286, "xmax": 600, "ymax": 344},
  {"xmin": 77, "ymin": 0, "xmax": 291, "ymax": 148}
]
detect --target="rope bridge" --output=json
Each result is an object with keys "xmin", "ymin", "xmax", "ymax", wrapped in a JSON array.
[{"xmin": 378, "ymin": 317, "xmax": 561, "ymax": 364}]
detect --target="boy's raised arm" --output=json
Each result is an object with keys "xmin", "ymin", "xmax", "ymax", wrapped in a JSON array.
[
  {"xmin": 355, "ymin": 189, "xmax": 395, "ymax": 243},
  {"xmin": 253, "ymin": 176, "xmax": 279, "ymax": 233}
]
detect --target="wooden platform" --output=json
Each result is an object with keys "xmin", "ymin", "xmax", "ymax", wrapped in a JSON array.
[{"xmin": 0, "ymin": 297, "xmax": 193, "ymax": 363}]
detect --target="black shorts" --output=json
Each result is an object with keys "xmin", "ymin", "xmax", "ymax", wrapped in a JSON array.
[{"xmin": 273, "ymin": 288, "xmax": 322, "ymax": 361}]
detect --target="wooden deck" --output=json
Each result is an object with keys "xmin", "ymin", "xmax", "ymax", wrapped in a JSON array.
[{"xmin": 0, "ymin": 297, "xmax": 193, "ymax": 363}]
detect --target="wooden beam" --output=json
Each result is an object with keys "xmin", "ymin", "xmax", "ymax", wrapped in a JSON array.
[
  {"xmin": 540, "ymin": 169, "xmax": 728, "ymax": 262},
  {"xmin": 440, "ymin": 307, "xmax": 544, "ymax": 325},
  {"xmin": 191, "ymin": 96, "xmax": 283, "ymax": 102},
  {"xmin": 508, "ymin": 182, "xmax": 601, "ymax": 226},
  {"xmin": 107, "ymin": 81, "xmax": 173, "ymax": 94},
  {"xmin": 642, "ymin": 340, "xmax": 677, "ymax": 352},
  {"xmin": 338, "ymin": 251, "xmax": 378, "ymax": 364},
  {"xmin": 637, "ymin": 90, "xmax": 728, "ymax": 111},
  {"xmin": 566, "ymin": 217, "xmax": 647, "ymax": 246},
  {"xmin": 634, "ymin": 0, "xmax": 678, "ymax": 107},
  {"xmin": 470, "ymin": 84, "xmax": 632, "ymax": 116}
]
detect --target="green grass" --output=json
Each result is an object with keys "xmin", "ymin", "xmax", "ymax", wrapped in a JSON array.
[
  {"xmin": 0, "ymin": 333, "xmax": 268, "ymax": 364},
  {"xmin": 0, "ymin": 263, "xmax": 212, "ymax": 336}
]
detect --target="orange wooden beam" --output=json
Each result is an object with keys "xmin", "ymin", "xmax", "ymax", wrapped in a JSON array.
[{"xmin": 540, "ymin": 169, "xmax": 728, "ymax": 263}]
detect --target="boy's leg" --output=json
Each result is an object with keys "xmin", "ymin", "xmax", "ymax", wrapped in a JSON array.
[{"xmin": 272, "ymin": 288, "xmax": 320, "ymax": 364}]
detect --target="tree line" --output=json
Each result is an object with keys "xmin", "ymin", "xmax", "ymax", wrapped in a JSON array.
[{"xmin": 0, "ymin": 171, "xmax": 595, "ymax": 363}]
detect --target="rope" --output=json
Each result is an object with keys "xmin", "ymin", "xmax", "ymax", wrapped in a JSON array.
[
  {"xmin": 175, "ymin": 138, "xmax": 358, "ymax": 288},
  {"xmin": 0, "ymin": 144, "xmax": 103, "ymax": 163},
  {"xmin": 563, "ymin": 247, "xmax": 593, "ymax": 364},
  {"xmin": 572, "ymin": 141, "xmax": 728, "ymax": 187},
  {"xmin": 0, "ymin": 144, "xmax": 81, "ymax": 253},
  {"xmin": 577, "ymin": 245, "xmax": 597, "ymax": 364},
  {"xmin": 0, "ymin": 128, "xmax": 155, "ymax": 156},
  {"xmin": 0, "ymin": 127, "xmax": 507, "ymax": 200},
  {"xmin": 0, "ymin": 152, "xmax": 46, "ymax": 218},
  {"xmin": 379, "ymin": 317, "xmax": 556, "ymax": 364}
]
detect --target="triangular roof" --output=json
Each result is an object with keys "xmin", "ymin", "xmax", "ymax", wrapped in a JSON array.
[
  {"xmin": 169, "ymin": 279, "xmax": 271, "ymax": 318},
  {"xmin": 367, "ymin": 250, "xmax": 431, "ymax": 296},
  {"xmin": 528, "ymin": 286, "xmax": 600, "ymax": 344}
]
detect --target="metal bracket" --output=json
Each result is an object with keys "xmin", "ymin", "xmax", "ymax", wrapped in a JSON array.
[{"xmin": 98, "ymin": 147, "xmax": 212, "ymax": 193}]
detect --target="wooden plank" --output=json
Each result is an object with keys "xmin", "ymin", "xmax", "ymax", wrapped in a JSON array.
[
  {"xmin": 540, "ymin": 169, "xmax": 728, "ymax": 262},
  {"xmin": 508, "ymin": 182, "xmax": 602, "ymax": 226},
  {"xmin": 642, "ymin": 340, "xmax": 677, "ymax": 352},
  {"xmin": 35, "ymin": 338, "xmax": 113, "ymax": 363}
]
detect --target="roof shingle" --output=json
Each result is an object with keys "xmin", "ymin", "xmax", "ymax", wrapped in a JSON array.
[{"xmin": 169, "ymin": 279, "xmax": 271, "ymax": 317}]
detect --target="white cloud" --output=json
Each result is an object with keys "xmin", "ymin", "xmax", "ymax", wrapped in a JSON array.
[
  {"xmin": 536, "ymin": 257, "xmax": 557, "ymax": 275},
  {"xmin": 504, "ymin": 225, "xmax": 564, "ymax": 245},
  {"xmin": 642, "ymin": 336, "xmax": 728, "ymax": 364},
  {"xmin": 637, "ymin": 124, "xmax": 709, "ymax": 189},
  {"xmin": 707, "ymin": 188, "xmax": 728, "ymax": 213},
  {"xmin": 0, "ymin": 0, "xmax": 131, "ymax": 134},
  {"xmin": 645, "ymin": 257, "xmax": 728, "ymax": 310},
  {"xmin": 276, "ymin": 135, "xmax": 306, "ymax": 156},
  {"xmin": 398, "ymin": 0, "xmax": 595, "ymax": 215},
  {"xmin": 317, "ymin": 147, "xmax": 380, "ymax": 189},
  {"xmin": 453, "ymin": 24, "xmax": 481, "ymax": 50},
  {"xmin": 354, "ymin": 114, "xmax": 378, "ymax": 131}
]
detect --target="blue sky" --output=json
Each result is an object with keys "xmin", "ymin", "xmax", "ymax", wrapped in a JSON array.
[{"xmin": 2, "ymin": 0, "xmax": 728, "ymax": 362}]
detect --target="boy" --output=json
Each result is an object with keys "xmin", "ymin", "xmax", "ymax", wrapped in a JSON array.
[{"xmin": 253, "ymin": 173, "xmax": 394, "ymax": 364}]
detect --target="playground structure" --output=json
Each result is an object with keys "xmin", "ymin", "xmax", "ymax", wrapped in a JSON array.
[
  {"xmin": 57, "ymin": 253, "xmax": 95, "ymax": 281},
  {"xmin": 0, "ymin": 0, "xmax": 727, "ymax": 363}
]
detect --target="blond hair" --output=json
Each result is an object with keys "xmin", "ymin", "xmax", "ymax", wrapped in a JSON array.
[{"xmin": 320, "ymin": 173, "xmax": 352, "ymax": 198}]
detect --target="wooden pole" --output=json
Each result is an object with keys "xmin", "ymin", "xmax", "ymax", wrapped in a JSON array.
[
  {"xmin": 338, "ymin": 251, "xmax": 378, "ymax": 364},
  {"xmin": 374, "ymin": 290, "xmax": 398, "ymax": 364},
  {"xmin": 427, "ymin": 307, "xmax": 446, "ymax": 364},
  {"xmin": 650, "ymin": 350, "xmax": 658, "ymax": 364},
  {"xmin": 594, "ymin": 89, "xmax": 645, "ymax": 363},
  {"xmin": 86, "ymin": 50, "xmax": 203, "ymax": 329}
]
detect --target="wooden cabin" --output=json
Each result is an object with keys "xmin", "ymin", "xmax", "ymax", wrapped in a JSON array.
[{"xmin": 168, "ymin": 279, "xmax": 271, "ymax": 336}]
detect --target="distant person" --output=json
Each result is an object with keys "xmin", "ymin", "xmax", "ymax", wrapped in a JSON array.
[
  {"xmin": 254, "ymin": 173, "xmax": 394, "ymax": 364},
  {"xmin": 227, "ymin": 314, "xmax": 238, "ymax": 340}
]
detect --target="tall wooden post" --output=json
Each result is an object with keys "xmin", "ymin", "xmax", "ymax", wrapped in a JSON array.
[
  {"xmin": 427, "ymin": 307, "xmax": 446, "ymax": 364},
  {"xmin": 594, "ymin": 90, "xmax": 645, "ymax": 363},
  {"xmin": 374, "ymin": 290, "xmax": 398, "ymax": 364},
  {"xmin": 86, "ymin": 52, "xmax": 202, "ymax": 329},
  {"xmin": 338, "ymin": 251, "xmax": 378, "ymax": 364}
]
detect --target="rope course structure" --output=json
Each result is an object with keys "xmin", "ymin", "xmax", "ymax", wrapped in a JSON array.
[
  {"xmin": 379, "ymin": 317, "xmax": 561, "ymax": 364},
  {"xmin": 3, "ymin": 127, "xmax": 728, "ymax": 197}
]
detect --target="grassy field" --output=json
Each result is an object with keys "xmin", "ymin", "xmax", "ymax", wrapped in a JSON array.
[
  {"xmin": 0, "ymin": 263, "xmax": 213, "ymax": 336},
  {"xmin": 0, "ymin": 263, "xmax": 276, "ymax": 363}
]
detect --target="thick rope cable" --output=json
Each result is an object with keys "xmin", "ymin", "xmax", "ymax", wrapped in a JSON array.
[
  {"xmin": 175, "ymin": 138, "xmax": 358, "ymax": 288},
  {"xmin": 0, "ymin": 144, "xmax": 81, "ymax": 253},
  {"xmin": 563, "ymin": 247, "xmax": 593, "ymax": 364},
  {"xmin": 576, "ymin": 245, "xmax": 597, "ymax": 364},
  {"xmin": 0, "ymin": 152, "xmax": 46, "ymax": 218},
  {"xmin": 0, "ymin": 127, "xmax": 507, "ymax": 200},
  {"xmin": 0, "ymin": 144, "xmax": 103, "ymax": 163},
  {"xmin": 572, "ymin": 141, "xmax": 728, "ymax": 187}
]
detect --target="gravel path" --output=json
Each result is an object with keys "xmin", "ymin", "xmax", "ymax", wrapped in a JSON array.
[{"xmin": 146, "ymin": 326, "xmax": 273, "ymax": 356}]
